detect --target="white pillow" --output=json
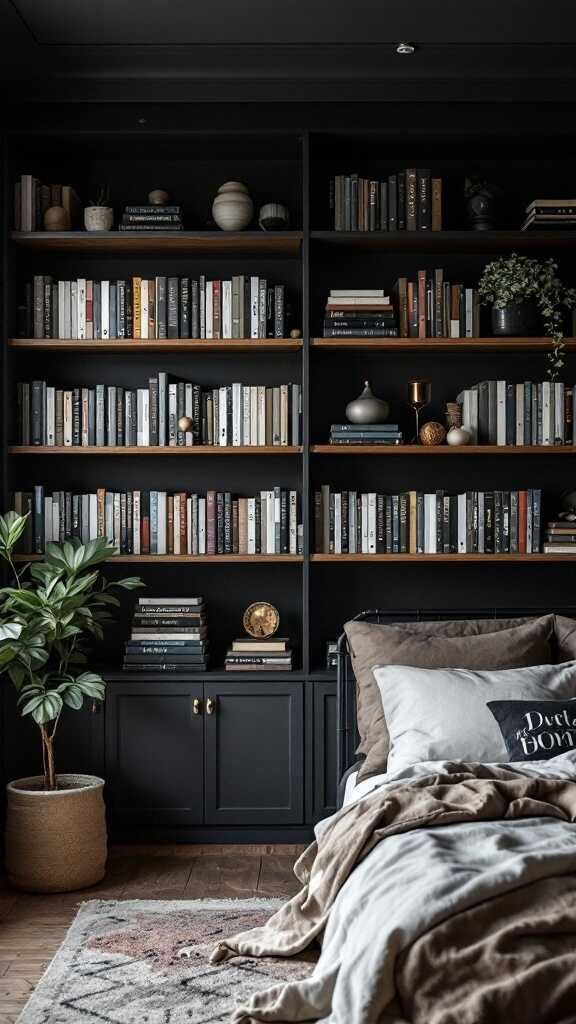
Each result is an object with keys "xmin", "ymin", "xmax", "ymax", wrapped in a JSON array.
[{"xmin": 373, "ymin": 661, "xmax": 576, "ymax": 773}]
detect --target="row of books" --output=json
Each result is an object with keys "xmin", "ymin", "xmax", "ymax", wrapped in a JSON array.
[
  {"xmin": 395, "ymin": 274, "xmax": 480, "ymax": 338},
  {"xmin": 328, "ymin": 423, "xmax": 403, "ymax": 445},
  {"xmin": 123, "ymin": 596, "xmax": 208, "ymax": 673},
  {"xmin": 456, "ymin": 380, "xmax": 575, "ymax": 446},
  {"xmin": 330, "ymin": 170, "xmax": 442, "ymax": 232},
  {"xmin": 22, "ymin": 275, "xmax": 286, "ymax": 340},
  {"xmin": 119, "ymin": 204, "xmax": 183, "ymax": 232},
  {"xmin": 543, "ymin": 521, "xmax": 576, "ymax": 554},
  {"xmin": 14, "ymin": 487, "xmax": 303, "ymax": 556},
  {"xmin": 14, "ymin": 175, "xmax": 80, "ymax": 232},
  {"xmin": 322, "ymin": 289, "xmax": 398, "ymax": 338},
  {"xmin": 522, "ymin": 198, "xmax": 576, "ymax": 232},
  {"xmin": 224, "ymin": 635, "xmax": 293, "ymax": 672},
  {"xmin": 17, "ymin": 379, "xmax": 302, "ymax": 448},
  {"xmin": 314, "ymin": 487, "xmax": 542, "ymax": 554}
]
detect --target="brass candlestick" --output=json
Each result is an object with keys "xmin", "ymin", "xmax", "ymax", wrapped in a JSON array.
[{"xmin": 408, "ymin": 379, "xmax": 432, "ymax": 442}]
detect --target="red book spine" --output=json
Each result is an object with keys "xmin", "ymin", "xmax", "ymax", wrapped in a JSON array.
[
  {"xmin": 141, "ymin": 515, "xmax": 150, "ymax": 553},
  {"xmin": 207, "ymin": 490, "xmax": 216, "ymax": 554}
]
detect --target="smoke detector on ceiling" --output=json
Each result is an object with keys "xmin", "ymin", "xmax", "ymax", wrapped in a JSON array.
[{"xmin": 396, "ymin": 42, "xmax": 416, "ymax": 55}]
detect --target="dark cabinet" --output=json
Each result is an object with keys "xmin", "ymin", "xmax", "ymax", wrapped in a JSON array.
[
  {"xmin": 105, "ymin": 682, "xmax": 204, "ymax": 826},
  {"xmin": 204, "ymin": 680, "xmax": 304, "ymax": 826},
  {"xmin": 313, "ymin": 679, "xmax": 338, "ymax": 821}
]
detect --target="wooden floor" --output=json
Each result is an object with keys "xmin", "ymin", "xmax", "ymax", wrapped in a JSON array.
[{"xmin": 0, "ymin": 842, "xmax": 304, "ymax": 1023}]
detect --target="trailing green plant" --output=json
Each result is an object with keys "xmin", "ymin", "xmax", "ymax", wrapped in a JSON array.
[
  {"xmin": 477, "ymin": 253, "xmax": 576, "ymax": 380},
  {"xmin": 88, "ymin": 185, "xmax": 111, "ymax": 207},
  {"xmin": 0, "ymin": 512, "xmax": 143, "ymax": 790}
]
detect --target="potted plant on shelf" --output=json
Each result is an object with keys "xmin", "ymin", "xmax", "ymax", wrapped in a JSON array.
[
  {"xmin": 0, "ymin": 512, "xmax": 142, "ymax": 893},
  {"xmin": 84, "ymin": 186, "xmax": 114, "ymax": 231},
  {"xmin": 478, "ymin": 253, "xmax": 576, "ymax": 378}
]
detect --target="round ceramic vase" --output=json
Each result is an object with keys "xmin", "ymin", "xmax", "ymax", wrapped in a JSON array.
[{"xmin": 212, "ymin": 182, "xmax": 254, "ymax": 231}]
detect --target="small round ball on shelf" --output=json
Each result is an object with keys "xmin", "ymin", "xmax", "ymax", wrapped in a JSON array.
[
  {"xmin": 148, "ymin": 189, "xmax": 170, "ymax": 206},
  {"xmin": 290, "ymin": 328, "xmax": 302, "ymax": 339},
  {"xmin": 178, "ymin": 416, "xmax": 194, "ymax": 433},
  {"xmin": 446, "ymin": 426, "xmax": 471, "ymax": 446},
  {"xmin": 419, "ymin": 421, "xmax": 446, "ymax": 446}
]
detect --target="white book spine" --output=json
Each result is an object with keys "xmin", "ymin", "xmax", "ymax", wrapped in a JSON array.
[
  {"xmin": 198, "ymin": 497, "xmax": 206, "ymax": 554},
  {"xmin": 349, "ymin": 491, "xmax": 357, "ymax": 554},
  {"xmin": 81, "ymin": 387, "xmax": 89, "ymax": 446},
  {"xmin": 158, "ymin": 372, "xmax": 167, "ymax": 446},
  {"xmin": 469, "ymin": 389, "xmax": 479, "ymax": 443},
  {"xmin": 280, "ymin": 383, "xmax": 289, "ymax": 446},
  {"xmin": 554, "ymin": 382, "xmax": 564, "ymax": 442},
  {"xmin": 219, "ymin": 386, "xmax": 228, "ymax": 446},
  {"xmin": 542, "ymin": 381, "xmax": 551, "ymax": 444},
  {"xmin": 250, "ymin": 386, "xmax": 258, "ymax": 446},
  {"xmin": 71, "ymin": 282, "xmax": 78, "ymax": 339},
  {"xmin": 334, "ymin": 493, "xmax": 342, "ymax": 554},
  {"xmin": 242, "ymin": 386, "xmax": 251, "ymax": 446},
  {"xmin": 46, "ymin": 387, "xmax": 55, "ymax": 446},
  {"xmin": 267, "ymin": 489, "xmax": 275, "ymax": 554},
  {"xmin": 289, "ymin": 491, "xmax": 297, "ymax": 554},
  {"xmin": 257, "ymin": 386, "xmax": 266, "ymax": 446},
  {"xmin": 199, "ymin": 275, "xmax": 206, "ymax": 339},
  {"xmin": 89, "ymin": 494, "xmax": 98, "ymax": 541},
  {"xmin": 274, "ymin": 488, "xmax": 281, "ymax": 554},
  {"xmin": 63, "ymin": 391, "xmax": 73, "ymax": 446},
  {"xmin": 113, "ymin": 493, "xmax": 121, "ymax": 549},
  {"xmin": 168, "ymin": 384, "xmax": 177, "ymax": 447},
  {"xmin": 58, "ymin": 281, "xmax": 66, "ymax": 339},
  {"xmin": 187, "ymin": 497, "xmax": 193, "ymax": 554},
  {"xmin": 44, "ymin": 498, "xmax": 52, "ymax": 544},
  {"xmin": 185, "ymin": 383, "xmax": 194, "ymax": 448},
  {"xmin": 367, "ymin": 493, "xmax": 376, "ymax": 553},
  {"xmin": 465, "ymin": 289, "xmax": 474, "ymax": 337},
  {"xmin": 361, "ymin": 494, "xmax": 368, "ymax": 554},
  {"xmin": 137, "ymin": 390, "xmax": 145, "ymax": 446},
  {"xmin": 457, "ymin": 493, "xmax": 466, "ymax": 553},
  {"xmin": 139, "ymin": 279, "xmax": 148, "ymax": 339},
  {"xmin": 232, "ymin": 382, "xmax": 242, "ymax": 446},
  {"xmin": 157, "ymin": 492, "xmax": 167, "ymax": 555},
  {"xmin": 63, "ymin": 281, "xmax": 71, "ymax": 338},
  {"xmin": 101, "ymin": 280, "xmax": 110, "ymax": 339},
  {"xmin": 516, "ymin": 382, "xmax": 525, "ymax": 445},
  {"xmin": 496, "ymin": 380, "xmax": 507, "ymax": 446},
  {"xmin": 250, "ymin": 276, "xmax": 259, "ymax": 338},
  {"xmin": 247, "ymin": 497, "xmax": 256, "ymax": 554},
  {"xmin": 133, "ymin": 490, "xmax": 141, "ymax": 554},
  {"xmin": 77, "ymin": 279, "xmax": 86, "ymax": 339},
  {"xmin": 173, "ymin": 495, "xmax": 181, "ymax": 554},
  {"xmin": 222, "ymin": 280, "xmax": 232, "ymax": 339},
  {"xmin": 142, "ymin": 390, "xmax": 149, "ymax": 446},
  {"xmin": 52, "ymin": 497, "xmax": 60, "ymax": 545},
  {"xmin": 450, "ymin": 319, "xmax": 460, "ymax": 338},
  {"xmin": 205, "ymin": 281, "xmax": 213, "ymax": 339}
]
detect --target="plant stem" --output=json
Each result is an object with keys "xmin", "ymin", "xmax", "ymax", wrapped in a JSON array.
[{"xmin": 40, "ymin": 725, "xmax": 56, "ymax": 790}]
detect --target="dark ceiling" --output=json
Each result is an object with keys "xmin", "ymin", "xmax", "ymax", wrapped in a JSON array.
[{"xmin": 2, "ymin": 0, "xmax": 576, "ymax": 103}]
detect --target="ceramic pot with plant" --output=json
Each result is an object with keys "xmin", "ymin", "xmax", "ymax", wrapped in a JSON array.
[
  {"xmin": 464, "ymin": 177, "xmax": 500, "ymax": 231},
  {"xmin": 0, "ymin": 514, "xmax": 142, "ymax": 892},
  {"xmin": 84, "ymin": 187, "xmax": 113, "ymax": 231},
  {"xmin": 478, "ymin": 253, "xmax": 576, "ymax": 378}
]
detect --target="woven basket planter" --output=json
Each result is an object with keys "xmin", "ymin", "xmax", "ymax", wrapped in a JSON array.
[{"xmin": 5, "ymin": 774, "xmax": 107, "ymax": 893}]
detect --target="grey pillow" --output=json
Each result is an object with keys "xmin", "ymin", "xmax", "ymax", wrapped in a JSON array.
[
  {"xmin": 344, "ymin": 615, "xmax": 555, "ymax": 782},
  {"xmin": 553, "ymin": 615, "xmax": 576, "ymax": 663}
]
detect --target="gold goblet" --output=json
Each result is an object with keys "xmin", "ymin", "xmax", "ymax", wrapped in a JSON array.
[{"xmin": 408, "ymin": 380, "xmax": 432, "ymax": 443}]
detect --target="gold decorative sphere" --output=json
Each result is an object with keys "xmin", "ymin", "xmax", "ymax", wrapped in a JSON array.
[
  {"xmin": 290, "ymin": 328, "xmax": 302, "ymax": 339},
  {"xmin": 178, "ymin": 416, "xmax": 194, "ymax": 433},
  {"xmin": 419, "ymin": 421, "xmax": 446, "ymax": 446},
  {"xmin": 243, "ymin": 602, "xmax": 280, "ymax": 638}
]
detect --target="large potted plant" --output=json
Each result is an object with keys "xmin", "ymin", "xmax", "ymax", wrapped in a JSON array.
[
  {"xmin": 478, "ymin": 253, "xmax": 576, "ymax": 378},
  {"xmin": 0, "ymin": 512, "xmax": 142, "ymax": 892}
]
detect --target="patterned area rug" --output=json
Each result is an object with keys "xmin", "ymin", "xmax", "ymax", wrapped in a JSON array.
[{"xmin": 17, "ymin": 898, "xmax": 317, "ymax": 1023}]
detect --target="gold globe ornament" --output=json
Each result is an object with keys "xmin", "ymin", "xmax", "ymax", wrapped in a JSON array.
[
  {"xmin": 242, "ymin": 602, "xmax": 280, "ymax": 638},
  {"xmin": 419, "ymin": 421, "xmax": 446, "ymax": 446}
]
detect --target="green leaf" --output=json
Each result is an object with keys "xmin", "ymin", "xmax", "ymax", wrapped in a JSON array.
[{"xmin": 0, "ymin": 623, "xmax": 22, "ymax": 643}]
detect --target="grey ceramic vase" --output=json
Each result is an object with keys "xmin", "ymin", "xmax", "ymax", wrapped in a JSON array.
[{"xmin": 345, "ymin": 381, "xmax": 390, "ymax": 424}]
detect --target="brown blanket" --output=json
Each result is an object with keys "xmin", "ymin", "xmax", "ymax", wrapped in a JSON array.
[{"xmin": 211, "ymin": 763, "xmax": 576, "ymax": 1022}]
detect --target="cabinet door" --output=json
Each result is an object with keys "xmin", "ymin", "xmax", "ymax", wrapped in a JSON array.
[
  {"xmin": 204, "ymin": 680, "xmax": 303, "ymax": 826},
  {"xmin": 105, "ymin": 682, "xmax": 203, "ymax": 826},
  {"xmin": 313, "ymin": 679, "xmax": 338, "ymax": 821}
]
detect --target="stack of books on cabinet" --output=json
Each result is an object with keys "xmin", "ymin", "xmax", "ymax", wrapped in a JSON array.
[
  {"xmin": 543, "ymin": 521, "xmax": 576, "ymax": 554},
  {"xmin": 522, "ymin": 199, "xmax": 576, "ymax": 231},
  {"xmin": 329, "ymin": 423, "xmax": 403, "ymax": 446},
  {"xmin": 119, "ymin": 204, "xmax": 184, "ymax": 232},
  {"xmin": 123, "ymin": 597, "xmax": 208, "ymax": 672},
  {"xmin": 225, "ymin": 635, "xmax": 293, "ymax": 672},
  {"xmin": 322, "ymin": 289, "xmax": 398, "ymax": 337}
]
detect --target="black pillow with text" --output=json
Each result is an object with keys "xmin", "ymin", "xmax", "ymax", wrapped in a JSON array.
[{"xmin": 487, "ymin": 699, "xmax": 576, "ymax": 762}]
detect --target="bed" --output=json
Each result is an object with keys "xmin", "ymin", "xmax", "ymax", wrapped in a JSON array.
[{"xmin": 211, "ymin": 607, "xmax": 576, "ymax": 1024}]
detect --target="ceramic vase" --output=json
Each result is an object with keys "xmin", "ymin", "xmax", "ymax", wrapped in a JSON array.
[
  {"xmin": 212, "ymin": 182, "xmax": 253, "ymax": 232},
  {"xmin": 258, "ymin": 202, "xmax": 289, "ymax": 231},
  {"xmin": 43, "ymin": 205, "xmax": 70, "ymax": 231},
  {"xmin": 446, "ymin": 426, "xmax": 471, "ymax": 446},
  {"xmin": 84, "ymin": 207, "xmax": 114, "ymax": 232},
  {"xmin": 345, "ymin": 381, "xmax": 389, "ymax": 424},
  {"xmin": 491, "ymin": 301, "xmax": 539, "ymax": 336}
]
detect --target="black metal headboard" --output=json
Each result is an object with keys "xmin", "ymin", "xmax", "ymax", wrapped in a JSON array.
[{"xmin": 336, "ymin": 607, "xmax": 576, "ymax": 783}]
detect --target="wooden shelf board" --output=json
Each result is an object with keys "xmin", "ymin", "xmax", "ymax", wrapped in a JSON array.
[
  {"xmin": 9, "ymin": 338, "xmax": 303, "ymax": 352},
  {"xmin": 312, "ymin": 337, "xmax": 576, "ymax": 351},
  {"xmin": 311, "ymin": 230, "xmax": 576, "ymax": 252},
  {"xmin": 311, "ymin": 554, "xmax": 575, "ymax": 563},
  {"xmin": 14, "ymin": 553, "xmax": 303, "ymax": 564},
  {"xmin": 11, "ymin": 230, "xmax": 303, "ymax": 256},
  {"xmin": 10, "ymin": 445, "xmax": 302, "ymax": 456},
  {"xmin": 311, "ymin": 444, "xmax": 576, "ymax": 455}
]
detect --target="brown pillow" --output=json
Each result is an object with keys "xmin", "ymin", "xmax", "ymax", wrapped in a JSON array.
[
  {"xmin": 553, "ymin": 614, "xmax": 576, "ymax": 663},
  {"xmin": 344, "ymin": 616, "xmax": 555, "ymax": 783}
]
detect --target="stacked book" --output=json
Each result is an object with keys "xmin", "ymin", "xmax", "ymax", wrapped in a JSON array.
[
  {"xmin": 329, "ymin": 423, "xmax": 402, "ymax": 446},
  {"xmin": 123, "ymin": 597, "xmax": 208, "ymax": 673},
  {"xmin": 14, "ymin": 175, "xmax": 80, "ymax": 231},
  {"xmin": 543, "ymin": 521, "xmax": 576, "ymax": 555},
  {"xmin": 455, "ymin": 380, "xmax": 575, "ymax": 446},
  {"xmin": 323, "ymin": 289, "xmax": 398, "ymax": 338},
  {"xmin": 14, "ymin": 486, "xmax": 302, "ymax": 556},
  {"xmin": 522, "ymin": 199, "xmax": 576, "ymax": 231},
  {"xmin": 119, "ymin": 204, "xmax": 183, "ymax": 232},
  {"xmin": 225, "ymin": 635, "xmax": 292, "ymax": 672},
  {"xmin": 395, "ymin": 274, "xmax": 479, "ymax": 338},
  {"xmin": 330, "ymin": 170, "xmax": 442, "ymax": 232},
  {"xmin": 326, "ymin": 640, "xmax": 338, "ymax": 670},
  {"xmin": 17, "ymin": 378, "xmax": 302, "ymax": 448},
  {"xmin": 314, "ymin": 486, "xmax": 542, "ymax": 554},
  {"xmin": 20, "ymin": 275, "xmax": 286, "ymax": 340}
]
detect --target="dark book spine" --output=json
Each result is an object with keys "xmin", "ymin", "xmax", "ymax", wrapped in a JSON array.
[
  {"xmin": 274, "ymin": 284, "xmax": 285, "ymax": 338},
  {"xmin": 31, "ymin": 380, "xmax": 44, "ymax": 445},
  {"xmin": 376, "ymin": 493, "xmax": 385, "ymax": 553},
  {"xmin": 215, "ymin": 492, "xmax": 224, "ymax": 554},
  {"xmin": 116, "ymin": 387, "xmax": 125, "ymax": 446},
  {"xmin": 388, "ymin": 175, "xmax": 397, "ymax": 231},
  {"xmin": 417, "ymin": 169, "xmax": 431, "ymax": 230},
  {"xmin": 397, "ymin": 171, "xmax": 406, "ymax": 231},
  {"xmin": 167, "ymin": 277, "xmax": 179, "ymax": 338},
  {"xmin": 33, "ymin": 485, "xmax": 44, "ymax": 553},
  {"xmin": 43, "ymin": 277, "xmax": 52, "ymax": 338},
  {"xmin": 191, "ymin": 280, "xmax": 199, "ymax": 338},
  {"xmin": 72, "ymin": 388, "xmax": 81, "ymax": 445},
  {"xmin": 224, "ymin": 492, "xmax": 232, "ymax": 554},
  {"xmin": 180, "ymin": 277, "xmax": 190, "ymax": 338},
  {"xmin": 156, "ymin": 276, "xmax": 167, "ymax": 339},
  {"xmin": 149, "ymin": 378, "xmax": 159, "ymax": 446},
  {"xmin": 341, "ymin": 490, "xmax": 349, "ymax": 553},
  {"xmin": 280, "ymin": 489, "xmax": 288, "ymax": 553}
]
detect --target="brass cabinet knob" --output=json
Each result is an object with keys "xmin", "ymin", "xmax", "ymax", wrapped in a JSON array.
[
  {"xmin": 206, "ymin": 697, "xmax": 216, "ymax": 715},
  {"xmin": 193, "ymin": 698, "xmax": 202, "ymax": 715}
]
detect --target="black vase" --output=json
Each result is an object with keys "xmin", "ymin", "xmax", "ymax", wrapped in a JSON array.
[
  {"xmin": 491, "ymin": 301, "xmax": 539, "ymax": 337},
  {"xmin": 466, "ymin": 193, "xmax": 496, "ymax": 231}
]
